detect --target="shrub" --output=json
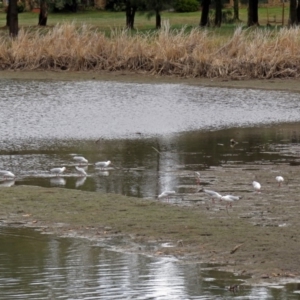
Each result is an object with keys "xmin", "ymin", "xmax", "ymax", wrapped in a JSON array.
[
  {"xmin": 174, "ymin": 0, "xmax": 199, "ymax": 12},
  {"xmin": 17, "ymin": 0, "xmax": 25, "ymax": 13}
]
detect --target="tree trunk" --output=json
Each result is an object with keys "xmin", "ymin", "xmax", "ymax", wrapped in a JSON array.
[
  {"xmin": 214, "ymin": 0, "xmax": 222, "ymax": 27},
  {"xmin": 155, "ymin": 9, "xmax": 161, "ymax": 29},
  {"xmin": 233, "ymin": 0, "xmax": 239, "ymax": 21},
  {"xmin": 71, "ymin": 0, "xmax": 77, "ymax": 12},
  {"xmin": 8, "ymin": 0, "xmax": 18, "ymax": 37},
  {"xmin": 126, "ymin": 3, "xmax": 137, "ymax": 29},
  {"xmin": 6, "ymin": 5, "xmax": 9, "ymax": 27},
  {"xmin": 297, "ymin": 0, "xmax": 300, "ymax": 23},
  {"xmin": 247, "ymin": 0, "xmax": 259, "ymax": 26},
  {"xmin": 200, "ymin": 0, "xmax": 210, "ymax": 27},
  {"xmin": 38, "ymin": 0, "xmax": 48, "ymax": 26},
  {"xmin": 289, "ymin": 0, "xmax": 297, "ymax": 25}
]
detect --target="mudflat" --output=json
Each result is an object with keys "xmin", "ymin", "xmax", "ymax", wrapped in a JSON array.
[
  {"xmin": 1, "ymin": 70, "xmax": 300, "ymax": 285},
  {"xmin": 1, "ymin": 163, "xmax": 300, "ymax": 285}
]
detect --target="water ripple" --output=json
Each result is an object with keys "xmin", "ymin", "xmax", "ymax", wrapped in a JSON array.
[{"xmin": 1, "ymin": 79, "xmax": 300, "ymax": 142}]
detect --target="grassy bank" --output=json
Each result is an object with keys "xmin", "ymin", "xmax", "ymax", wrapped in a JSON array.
[
  {"xmin": 0, "ymin": 22, "xmax": 300, "ymax": 79},
  {"xmin": 0, "ymin": 7, "xmax": 290, "ymax": 30}
]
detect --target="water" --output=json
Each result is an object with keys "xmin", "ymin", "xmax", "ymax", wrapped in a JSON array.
[
  {"xmin": 1, "ymin": 78, "xmax": 300, "ymax": 298},
  {"xmin": 1, "ymin": 226, "xmax": 299, "ymax": 300},
  {"xmin": 0, "ymin": 79, "xmax": 300, "ymax": 197},
  {"xmin": 1, "ymin": 79, "xmax": 300, "ymax": 142},
  {"xmin": 0, "ymin": 124, "xmax": 299, "ymax": 199}
]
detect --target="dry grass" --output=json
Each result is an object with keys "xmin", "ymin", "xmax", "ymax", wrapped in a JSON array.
[{"xmin": 1, "ymin": 22, "xmax": 300, "ymax": 78}]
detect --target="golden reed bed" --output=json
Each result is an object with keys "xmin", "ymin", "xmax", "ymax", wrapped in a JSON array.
[{"xmin": 1, "ymin": 23, "xmax": 300, "ymax": 79}]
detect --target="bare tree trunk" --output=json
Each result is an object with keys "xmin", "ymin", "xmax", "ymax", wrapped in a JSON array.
[
  {"xmin": 214, "ymin": 0, "xmax": 222, "ymax": 27},
  {"xmin": 38, "ymin": 0, "xmax": 48, "ymax": 26},
  {"xmin": 247, "ymin": 0, "xmax": 259, "ymax": 26},
  {"xmin": 200, "ymin": 0, "xmax": 210, "ymax": 27},
  {"xmin": 297, "ymin": 0, "xmax": 300, "ymax": 23},
  {"xmin": 155, "ymin": 9, "xmax": 161, "ymax": 29},
  {"xmin": 8, "ymin": 0, "xmax": 18, "ymax": 37},
  {"xmin": 6, "ymin": 6, "xmax": 9, "ymax": 27},
  {"xmin": 233, "ymin": 0, "xmax": 239, "ymax": 21},
  {"xmin": 126, "ymin": 2, "xmax": 137, "ymax": 29},
  {"xmin": 289, "ymin": 0, "xmax": 297, "ymax": 25}
]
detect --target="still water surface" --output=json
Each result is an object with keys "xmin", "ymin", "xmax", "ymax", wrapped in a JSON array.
[
  {"xmin": 1, "ymin": 226, "xmax": 299, "ymax": 300},
  {"xmin": 1, "ymin": 79, "xmax": 300, "ymax": 298}
]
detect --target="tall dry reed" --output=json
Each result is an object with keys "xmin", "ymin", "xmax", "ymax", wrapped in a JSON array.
[{"xmin": 1, "ymin": 23, "xmax": 300, "ymax": 78}]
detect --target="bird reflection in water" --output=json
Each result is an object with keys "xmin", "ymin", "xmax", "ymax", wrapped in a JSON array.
[
  {"xmin": 50, "ymin": 177, "xmax": 66, "ymax": 187},
  {"xmin": 97, "ymin": 171, "xmax": 109, "ymax": 177},
  {"xmin": 0, "ymin": 180, "xmax": 15, "ymax": 187},
  {"xmin": 76, "ymin": 176, "xmax": 87, "ymax": 188}
]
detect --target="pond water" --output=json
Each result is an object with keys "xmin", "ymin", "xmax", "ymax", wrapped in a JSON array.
[
  {"xmin": 1, "ymin": 226, "xmax": 300, "ymax": 299},
  {"xmin": 1, "ymin": 78, "xmax": 300, "ymax": 298},
  {"xmin": 1, "ymin": 79, "xmax": 300, "ymax": 199}
]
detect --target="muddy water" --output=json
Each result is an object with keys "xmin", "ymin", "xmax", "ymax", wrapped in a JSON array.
[{"xmin": 1, "ymin": 79, "xmax": 300, "ymax": 298}]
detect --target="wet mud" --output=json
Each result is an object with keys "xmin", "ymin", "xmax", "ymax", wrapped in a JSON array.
[{"xmin": 2, "ymin": 70, "xmax": 300, "ymax": 93}]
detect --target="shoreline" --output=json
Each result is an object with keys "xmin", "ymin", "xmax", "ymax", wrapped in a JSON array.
[{"xmin": 2, "ymin": 70, "xmax": 300, "ymax": 93}]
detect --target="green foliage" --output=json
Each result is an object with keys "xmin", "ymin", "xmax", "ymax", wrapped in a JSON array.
[
  {"xmin": 222, "ymin": 9, "xmax": 234, "ymax": 23},
  {"xmin": 105, "ymin": 0, "xmax": 125, "ymax": 11},
  {"xmin": 17, "ymin": 0, "xmax": 25, "ymax": 13},
  {"xmin": 144, "ymin": 0, "xmax": 174, "ymax": 11},
  {"xmin": 49, "ymin": 0, "xmax": 81, "ymax": 12},
  {"xmin": 174, "ymin": 0, "xmax": 199, "ymax": 12},
  {"xmin": 105, "ymin": 0, "xmax": 147, "ymax": 11}
]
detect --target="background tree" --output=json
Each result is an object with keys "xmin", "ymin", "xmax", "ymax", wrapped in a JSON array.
[
  {"xmin": 7, "ymin": 0, "xmax": 19, "ymax": 36},
  {"xmin": 200, "ymin": 0, "xmax": 210, "ymax": 26},
  {"xmin": 39, "ymin": 0, "xmax": 48, "ymax": 25},
  {"xmin": 174, "ymin": 0, "xmax": 199, "ymax": 12},
  {"xmin": 125, "ymin": 0, "xmax": 138, "ymax": 29},
  {"xmin": 214, "ymin": 0, "xmax": 222, "ymax": 26},
  {"xmin": 247, "ymin": 0, "xmax": 259, "ymax": 26},
  {"xmin": 233, "ymin": 0, "xmax": 239, "ymax": 21},
  {"xmin": 144, "ymin": 0, "xmax": 174, "ymax": 29},
  {"xmin": 289, "ymin": 0, "xmax": 299, "ymax": 25}
]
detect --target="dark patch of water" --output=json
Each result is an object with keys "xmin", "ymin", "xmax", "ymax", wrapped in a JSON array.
[{"xmin": 0, "ymin": 123, "xmax": 299, "ymax": 201}]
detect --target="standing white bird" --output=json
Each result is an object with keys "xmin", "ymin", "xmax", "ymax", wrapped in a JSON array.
[
  {"xmin": 158, "ymin": 190, "xmax": 176, "ymax": 201},
  {"xmin": 276, "ymin": 176, "xmax": 284, "ymax": 187},
  {"xmin": 252, "ymin": 181, "xmax": 261, "ymax": 192},
  {"xmin": 0, "ymin": 170, "xmax": 15, "ymax": 180},
  {"xmin": 75, "ymin": 166, "xmax": 87, "ymax": 177},
  {"xmin": 195, "ymin": 172, "xmax": 201, "ymax": 185},
  {"xmin": 199, "ymin": 188, "xmax": 222, "ymax": 203},
  {"xmin": 50, "ymin": 167, "xmax": 66, "ymax": 177},
  {"xmin": 221, "ymin": 195, "xmax": 241, "ymax": 209},
  {"xmin": 73, "ymin": 156, "xmax": 88, "ymax": 165},
  {"xmin": 94, "ymin": 160, "xmax": 111, "ymax": 169}
]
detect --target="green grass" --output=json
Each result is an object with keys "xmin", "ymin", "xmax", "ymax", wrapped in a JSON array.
[{"xmin": 0, "ymin": 5, "xmax": 290, "ymax": 35}]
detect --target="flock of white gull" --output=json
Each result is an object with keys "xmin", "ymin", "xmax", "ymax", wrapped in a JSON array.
[
  {"xmin": 0, "ymin": 150, "xmax": 285, "ymax": 207},
  {"xmin": 158, "ymin": 171, "xmax": 285, "ymax": 209},
  {"xmin": 0, "ymin": 156, "xmax": 111, "ymax": 181}
]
